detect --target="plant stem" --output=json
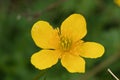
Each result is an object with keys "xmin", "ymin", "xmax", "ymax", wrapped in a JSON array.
[{"xmin": 108, "ymin": 68, "xmax": 119, "ymax": 80}]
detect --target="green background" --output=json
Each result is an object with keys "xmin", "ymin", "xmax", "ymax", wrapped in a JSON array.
[{"xmin": 0, "ymin": 0, "xmax": 120, "ymax": 80}]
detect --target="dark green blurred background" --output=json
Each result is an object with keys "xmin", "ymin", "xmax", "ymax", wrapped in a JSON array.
[{"xmin": 0, "ymin": 0, "xmax": 120, "ymax": 80}]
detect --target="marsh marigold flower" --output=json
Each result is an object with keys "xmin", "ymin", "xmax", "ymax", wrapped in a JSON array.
[
  {"xmin": 114, "ymin": 0, "xmax": 120, "ymax": 6},
  {"xmin": 31, "ymin": 14, "xmax": 105, "ymax": 73}
]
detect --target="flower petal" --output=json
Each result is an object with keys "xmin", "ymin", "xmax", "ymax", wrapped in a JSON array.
[
  {"xmin": 61, "ymin": 53, "xmax": 85, "ymax": 73},
  {"xmin": 31, "ymin": 50, "xmax": 60, "ymax": 70},
  {"xmin": 80, "ymin": 42, "xmax": 105, "ymax": 58},
  {"xmin": 61, "ymin": 14, "xmax": 87, "ymax": 42},
  {"xmin": 114, "ymin": 0, "xmax": 120, "ymax": 7},
  {"xmin": 31, "ymin": 21, "xmax": 59, "ymax": 49}
]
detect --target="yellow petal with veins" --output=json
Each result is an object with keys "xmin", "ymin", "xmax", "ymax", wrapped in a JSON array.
[
  {"xmin": 61, "ymin": 53, "xmax": 85, "ymax": 73},
  {"xmin": 31, "ymin": 50, "xmax": 60, "ymax": 69},
  {"xmin": 79, "ymin": 42, "xmax": 105, "ymax": 58},
  {"xmin": 61, "ymin": 14, "xmax": 87, "ymax": 42},
  {"xmin": 31, "ymin": 21, "xmax": 59, "ymax": 49}
]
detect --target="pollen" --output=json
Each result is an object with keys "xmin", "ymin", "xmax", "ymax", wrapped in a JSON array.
[{"xmin": 60, "ymin": 37, "xmax": 72, "ymax": 52}]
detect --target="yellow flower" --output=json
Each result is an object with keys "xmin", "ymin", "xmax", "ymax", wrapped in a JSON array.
[
  {"xmin": 31, "ymin": 14, "xmax": 105, "ymax": 73},
  {"xmin": 114, "ymin": 0, "xmax": 120, "ymax": 7}
]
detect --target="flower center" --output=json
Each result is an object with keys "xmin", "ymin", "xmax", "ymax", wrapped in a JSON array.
[{"xmin": 60, "ymin": 37, "xmax": 72, "ymax": 52}]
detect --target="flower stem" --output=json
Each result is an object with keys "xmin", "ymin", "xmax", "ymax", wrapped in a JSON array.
[
  {"xmin": 108, "ymin": 68, "xmax": 119, "ymax": 80},
  {"xmin": 33, "ymin": 70, "xmax": 47, "ymax": 80}
]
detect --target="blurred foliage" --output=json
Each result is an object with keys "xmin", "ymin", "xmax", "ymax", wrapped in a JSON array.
[{"xmin": 0, "ymin": 0, "xmax": 120, "ymax": 80}]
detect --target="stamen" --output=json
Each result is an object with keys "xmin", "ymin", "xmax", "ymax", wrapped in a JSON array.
[
  {"xmin": 55, "ymin": 27, "xmax": 61, "ymax": 36},
  {"xmin": 60, "ymin": 37, "xmax": 72, "ymax": 51}
]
